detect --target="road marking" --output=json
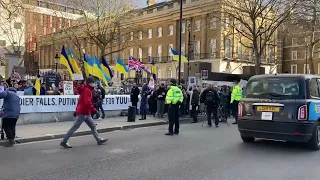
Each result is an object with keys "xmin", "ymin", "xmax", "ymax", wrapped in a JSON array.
[
  {"xmin": 40, "ymin": 149, "xmax": 63, "ymax": 154},
  {"xmin": 108, "ymin": 148, "xmax": 127, "ymax": 154}
]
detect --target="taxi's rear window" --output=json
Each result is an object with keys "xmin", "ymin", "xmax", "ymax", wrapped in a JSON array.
[{"xmin": 245, "ymin": 77, "xmax": 302, "ymax": 99}]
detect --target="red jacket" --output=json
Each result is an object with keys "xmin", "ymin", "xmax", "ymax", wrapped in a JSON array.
[{"xmin": 75, "ymin": 85, "xmax": 97, "ymax": 115}]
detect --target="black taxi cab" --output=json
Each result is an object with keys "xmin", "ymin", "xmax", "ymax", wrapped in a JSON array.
[{"xmin": 238, "ymin": 74, "xmax": 320, "ymax": 150}]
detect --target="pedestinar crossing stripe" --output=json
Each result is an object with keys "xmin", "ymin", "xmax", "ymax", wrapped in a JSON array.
[{"xmin": 0, "ymin": 95, "xmax": 132, "ymax": 114}]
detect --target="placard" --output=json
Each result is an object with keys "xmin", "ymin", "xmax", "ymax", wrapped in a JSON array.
[
  {"xmin": 0, "ymin": 95, "xmax": 132, "ymax": 114},
  {"xmin": 63, "ymin": 81, "xmax": 74, "ymax": 95},
  {"xmin": 188, "ymin": 76, "xmax": 196, "ymax": 87}
]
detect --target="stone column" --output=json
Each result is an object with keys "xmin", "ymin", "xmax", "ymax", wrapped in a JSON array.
[{"xmin": 200, "ymin": 14, "xmax": 208, "ymax": 58}]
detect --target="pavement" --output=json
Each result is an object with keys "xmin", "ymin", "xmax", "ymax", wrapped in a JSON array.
[
  {"xmin": 1, "ymin": 122, "xmax": 319, "ymax": 180},
  {"xmin": 0, "ymin": 115, "xmax": 195, "ymax": 145}
]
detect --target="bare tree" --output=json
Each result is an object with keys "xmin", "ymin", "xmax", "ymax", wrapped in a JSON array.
[
  {"xmin": 63, "ymin": 0, "xmax": 143, "ymax": 60},
  {"xmin": 0, "ymin": 0, "xmax": 23, "ymax": 20},
  {"xmin": 205, "ymin": 0, "xmax": 298, "ymax": 74},
  {"xmin": 286, "ymin": 0, "xmax": 320, "ymax": 74}
]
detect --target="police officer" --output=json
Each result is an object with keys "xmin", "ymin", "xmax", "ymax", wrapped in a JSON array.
[
  {"xmin": 231, "ymin": 80, "xmax": 242, "ymax": 124},
  {"xmin": 165, "ymin": 79, "xmax": 183, "ymax": 136},
  {"xmin": 200, "ymin": 84, "xmax": 220, "ymax": 128}
]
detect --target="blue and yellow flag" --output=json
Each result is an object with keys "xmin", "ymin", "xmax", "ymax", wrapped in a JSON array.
[
  {"xmin": 68, "ymin": 48, "xmax": 82, "ymax": 75},
  {"xmin": 93, "ymin": 56, "xmax": 110, "ymax": 85},
  {"xmin": 150, "ymin": 58, "xmax": 157, "ymax": 80},
  {"xmin": 60, "ymin": 46, "xmax": 75, "ymax": 80},
  {"xmin": 35, "ymin": 70, "xmax": 41, "ymax": 95},
  {"xmin": 115, "ymin": 58, "xmax": 128, "ymax": 75},
  {"xmin": 170, "ymin": 48, "xmax": 188, "ymax": 63},
  {"xmin": 84, "ymin": 54, "xmax": 94, "ymax": 77},
  {"xmin": 101, "ymin": 56, "xmax": 114, "ymax": 79}
]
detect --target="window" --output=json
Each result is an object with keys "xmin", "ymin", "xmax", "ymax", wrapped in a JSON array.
[
  {"xmin": 168, "ymin": 25, "xmax": 173, "ymax": 36},
  {"xmin": 138, "ymin": 48, "xmax": 142, "ymax": 60},
  {"xmin": 43, "ymin": 27, "xmax": 47, "ymax": 35},
  {"xmin": 194, "ymin": 40, "xmax": 200, "ymax": 57},
  {"xmin": 157, "ymin": 27, "xmax": 162, "ymax": 37},
  {"xmin": 40, "ymin": 15, "xmax": 44, "ymax": 26},
  {"xmin": 245, "ymin": 77, "xmax": 302, "ymax": 99},
  {"xmin": 209, "ymin": 39, "xmax": 217, "ymax": 57},
  {"xmin": 292, "ymin": 51, "xmax": 297, "ymax": 60},
  {"xmin": 225, "ymin": 38, "xmax": 231, "ymax": 58},
  {"xmin": 157, "ymin": 45, "xmax": 162, "ymax": 61},
  {"xmin": 225, "ymin": 17, "xmax": 230, "ymax": 28},
  {"xmin": 181, "ymin": 43, "xmax": 185, "ymax": 55},
  {"xmin": 138, "ymin": 31, "xmax": 142, "ymax": 40},
  {"xmin": 68, "ymin": 20, "xmax": 71, "ymax": 27},
  {"xmin": 129, "ymin": 48, "xmax": 134, "ymax": 56},
  {"xmin": 49, "ymin": 16, "xmax": 53, "ymax": 27},
  {"xmin": 309, "ymin": 79, "xmax": 320, "ymax": 97},
  {"xmin": 145, "ymin": 29, "xmax": 152, "ymax": 39},
  {"xmin": 168, "ymin": 44, "xmax": 173, "ymax": 60},
  {"xmin": 130, "ymin": 32, "xmax": 133, "ymax": 41},
  {"xmin": 148, "ymin": 46, "xmax": 152, "ymax": 57},
  {"xmin": 181, "ymin": 21, "xmax": 186, "ymax": 33},
  {"xmin": 210, "ymin": 18, "xmax": 217, "ymax": 29},
  {"xmin": 291, "ymin": 64, "xmax": 297, "ymax": 74},
  {"xmin": 292, "ymin": 38, "xmax": 297, "ymax": 46},
  {"xmin": 238, "ymin": 41, "xmax": 242, "ymax": 58},
  {"xmin": 14, "ymin": 22, "xmax": 22, "ymax": 29},
  {"xmin": 304, "ymin": 64, "xmax": 310, "ymax": 74},
  {"xmin": 58, "ymin": 18, "xmax": 62, "ymax": 29},
  {"xmin": 194, "ymin": 20, "xmax": 201, "ymax": 31}
]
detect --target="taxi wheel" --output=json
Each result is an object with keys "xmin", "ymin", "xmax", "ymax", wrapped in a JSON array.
[
  {"xmin": 241, "ymin": 135, "xmax": 255, "ymax": 143},
  {"xmin": 307, "ymin": 123, "xmax": 320, "ymax": 150}
]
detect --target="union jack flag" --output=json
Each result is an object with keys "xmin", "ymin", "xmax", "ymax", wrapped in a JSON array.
[{"xmin": 128, "ymin": 56, "xmax": 142, "ymax": 70}]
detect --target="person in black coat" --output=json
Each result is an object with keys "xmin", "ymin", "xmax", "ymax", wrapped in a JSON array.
[
  {"xmin": 200, "ymin": 84, "xmax": 220, "ymax": 127},
  {"xmin": 190, "ymin": 86, "xmax": 200, "ymax": 123},
  {"xmin": 155, "ymin": 83, "xmax": 167, "ymax": 118},
  {"xmin": 130, "ymin": 83, "xmax": 140, "ymax": 114},
  {"xmin": 97, "ymin": 82, "xmax": 106, "ymax": 118}
]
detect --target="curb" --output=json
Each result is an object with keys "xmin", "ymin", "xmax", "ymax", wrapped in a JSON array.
[{"xmin": 0, "ymin": 121, "xmax": 167, "ymax": 146}]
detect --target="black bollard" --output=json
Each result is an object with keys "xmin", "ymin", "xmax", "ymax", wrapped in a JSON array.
[{"xmin": 127, "ymin": 106, "xmax": 136, "ymax": 122}]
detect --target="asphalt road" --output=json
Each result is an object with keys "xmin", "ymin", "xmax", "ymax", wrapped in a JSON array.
[{"xmin": 1, "ymin": 122, "xmax": 320, "ymax": 180}]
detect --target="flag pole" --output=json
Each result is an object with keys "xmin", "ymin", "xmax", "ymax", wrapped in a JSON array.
[{"xmin": 178, "ymin": 0, "xmax": 183, "ymax": 85}]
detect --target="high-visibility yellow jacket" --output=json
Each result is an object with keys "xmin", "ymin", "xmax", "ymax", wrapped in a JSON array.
[
  {"xmin": 230, "ymin": 85, "xmax": 242, "ymax": 103},
  {"xmin": 165, "ymin": 85, "xmax": 183, "ymax": 105}
]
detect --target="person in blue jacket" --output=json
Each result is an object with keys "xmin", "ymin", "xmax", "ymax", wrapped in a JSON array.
[{"xmin": 139, "ymin": 84, "xmax": 150, "ymax": 120}]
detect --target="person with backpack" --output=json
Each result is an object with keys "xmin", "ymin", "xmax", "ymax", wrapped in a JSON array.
[{"xmin": 200, "ymin": 84, "xmax": 220, "ymax": 128}]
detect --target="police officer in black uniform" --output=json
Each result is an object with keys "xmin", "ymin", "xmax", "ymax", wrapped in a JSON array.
[{"xmin": 200, "ymin": 84, "xmax": 220, "ymax": 127}]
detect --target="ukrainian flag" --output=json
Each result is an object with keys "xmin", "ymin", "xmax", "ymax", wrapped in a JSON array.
[
  {"xmin": 84, "ymin": 54, "xmax": 94, "ymax": 77},
  {"xmin": 93, "ymin": 56, "xmax": 111, "ymax": 85},
  {"xmin": 35, "ymin": 70, "xmax": 41, "ymax": 95},
  {"xmin": 101, "ymin": 56, "xmax": 114, "ymax": 79},
  {"xmin": 170, "ymin": 48, "xmax": 188, "ymax": 63},
  {"xmin": 60, "ymin": 46, "xmax": 75, "ymax": 80},
  {"xmin": 68, "ymin": 48, "xmax": 82, "ymax": 77},
  {"xmin": 115, "ymin": 58, "xmax": 128, "ymax": 75}
]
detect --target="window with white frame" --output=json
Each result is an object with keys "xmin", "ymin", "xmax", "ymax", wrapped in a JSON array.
[
  {"xmin": 194, "ymin": 20, "xmax": 201, "ymax": 31},
  {"xmin": 138, "ymin": 31, "xmax": 142, "ymax": 40},
  {"xmin": 238, "ymin": 41, "xmax": 243, "ymax": 58},
  {"xmin": 157, "ymin": 45, "xmax": 162, "ymax": 61},
  {"xmin": 138, "ymin": 48, "xmax": 143, "ymax": 60},
  {"xmin": 157, "ymin": 27, "xmax": 162, "ymax": 37},
  {"xmin": 148, "ymin": 29, "xmax": 152, "ymax": 39},
  {"xmin": 181, "ymin": 43, "xmax": 185, "ymax": 55},
  {"xmin": 225, "ymin": 38, "xmax": 231, "ymax": 58},
  {"xmin": 292, "ymin": 50, "xmax": 297, "ymax": 60},
  {"xmin": 194, "ymin": 41, "xmax": 200, "ymax": 57},
  {"xmin": 148, "ymin": 46, "xmax": 152, "ymax": 57},
  {"xmin": 181, "ymin": 21, "xmax": 186, "ymax": 33},
  {"xmin": 209, "ymin": 39, "xmax": 216, "ymax": 57},
  {"xmin": 210, "ymin": 18, "xmax": 217, "ymax": 29},
  {"xmin": 304, "ymin": 64, "xmax": 310, "ymax": 74},
  {"xmin": 291, "ymin": 64, "xmax": 297, "ymax": 74},
  {"xmin": 130, "ymin": 32, "xmax": 133, "ymax": 41},
  {"xmin": 49, "ymin": 16, "xmax": 53, "ymax": 28},
  {"xmin": 292, "ymin": 38, "xmax": 297, "ymax": 46},
  {"xmin": 168, "ymin": 25, "xmax": 174, "ymax": 36},
  {"xmin": 129, "ymin": 48, "xmax": 134, "ymax": 56}
]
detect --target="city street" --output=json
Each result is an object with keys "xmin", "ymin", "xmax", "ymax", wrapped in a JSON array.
[{"xmin": 0, "ymin": 122, "xmax": 319, "ymax": 180}]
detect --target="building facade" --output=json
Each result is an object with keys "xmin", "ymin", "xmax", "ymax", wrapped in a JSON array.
[{"xmin": 38, "ymin": 0, "xmax": 277, "ymax": 80}]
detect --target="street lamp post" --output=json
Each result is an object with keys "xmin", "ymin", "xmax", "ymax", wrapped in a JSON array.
[
  {"xmin": 54, "ymin": 52, "xmax": 59, "ymax": 76},
  {"xmin": 187, "ymin": 23, "xmax": 191, "ymax": 79},
  {"xmin": 178, "ymin": 0, "xmax": 183, "ymax": 85}
]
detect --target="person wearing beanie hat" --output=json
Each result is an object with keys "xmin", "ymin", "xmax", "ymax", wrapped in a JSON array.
[
  {"xmin": 165, "ymin": 79, "xmax": 183, "ymax": 136},
  {"xmin": 60, "ymin": 77, "xmax": 107, "ymax": 148}
]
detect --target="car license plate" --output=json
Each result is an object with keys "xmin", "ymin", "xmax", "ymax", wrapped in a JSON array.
[
  {"xmin": 256, "ymin": 106, "xmax": 280, "ymax": 112},
  {"xmin": 261, "ymin": 112, "xmax": 273, "ymax": 120}
]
